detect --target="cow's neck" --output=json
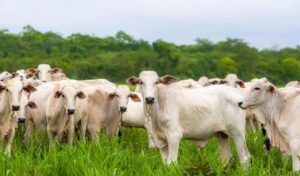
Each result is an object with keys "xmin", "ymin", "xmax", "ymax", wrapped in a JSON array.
[
  {"xmin": 0, "ymin": 92, "xmax": 10, "ymax": 122},
  {"xmin": 259, "ymin": 89, "xmax": 290, "ymax": 154},
  {"xmin": 259, "ymin": 89, "xmax": 284, "ymax": 123}
]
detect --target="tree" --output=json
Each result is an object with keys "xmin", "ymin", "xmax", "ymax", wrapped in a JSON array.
[{"xmin": 217, "ymin": 57, "xmax": 237, "ymax": 76}]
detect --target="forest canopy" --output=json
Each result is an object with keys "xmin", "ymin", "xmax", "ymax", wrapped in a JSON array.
[{"xmin": 0, "ymin": 25, "xmax": 300, "ymax": 85}]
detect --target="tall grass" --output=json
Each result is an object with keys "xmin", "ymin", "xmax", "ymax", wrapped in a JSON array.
[{"xmin": 0, "ymin": 127, "xmax": 297, "ymax": 176}]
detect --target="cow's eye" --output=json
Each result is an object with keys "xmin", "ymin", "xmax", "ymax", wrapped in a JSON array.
[
  {"xmin": 254, "ymin": 87, "xmax": 260, "ymax": 91},
  {"xmin": 140, "ymin": 81, "xmax": 143, "ymax": 85},
  {"xmin": 155, "ymin": 81, "xmax": 159, "ymax": 84},
  {"xmin": 62, "ymin": 94, "xmax": 65, "ymax": 97}
]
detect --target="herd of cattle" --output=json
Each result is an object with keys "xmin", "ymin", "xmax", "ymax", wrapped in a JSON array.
[{"xmin": 0, "ymin": 64, "xmax": 300, "ymax": 171}]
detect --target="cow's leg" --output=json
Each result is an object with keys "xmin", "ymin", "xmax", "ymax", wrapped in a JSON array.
[
  {"xmin": 80, "ymin": 117, "xmax": 87, "ymax": 143},
  {"xmin": 290, "ymin": 140, "xmax": 300, "ymax": 171},
  {"xmin": 144, "ymin": 120, "xmax": 156, "ymax": 148},
  {"xmin": 159, "ymin": 145, "xmax": 169, "ymax": 163},
  {"xmin": 47, "ymin": 126, "xmax": 55, "ymax": 149},
  {"xmin": 5, "ymin": 128, "xmax": 15, "ymax": 157},
  {"xmin": 216, "ymin": 134, "xmax": 232, "ymax": 166},
  {"xmin": 166, "ymin": 135, "xmax": 181, "ymax": 165},
  {"xmin": 24, "ymin": 119, "xmax": 34, "ymax": 144},
  {"xmin": 248, "ymin": 118, "xmax": 255, "ymax": 132},
  {"xmin": 67, "ymin": 116, "xmax": 75, "ymax": 145},
  {"xmin": 232, "ymin": 133, "xmax": 250, "ymax": 170},
  {"xmin": 88, "ymin": 125, "xmax": 99, "ymax": 142}
]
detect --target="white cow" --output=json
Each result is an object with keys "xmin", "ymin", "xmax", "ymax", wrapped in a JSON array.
[
  {"xmin": 285, "ymin": 81, "xmax": 300, "ymax": 88},
  {"xmin": 127, "ymin": 71, "xmax": 250, "ymax": 168},
  {"xmin": 106, "ymin": 85, "xmax": 157, "ymax": 147},
  {"xmin": 239, "ymin": 78, "xmax": 300, "ymax": 171},
  {"xmin": 46, "ymin": 80, "xmax": 88, "ymax": 146},
  {"xmin": 0, "ymin": 78, "xmax": 36, "ymax": 156},
  {"xmin": 26, "ymin": 64, "xmax": 65, "ymax": 82},
  {"xmin": 84, "ymin": 85, "xmax": 121, "ymax": 141},
  {"xmin": 0, "ymin": 71, "xmax": 12, "ymax": 81}
]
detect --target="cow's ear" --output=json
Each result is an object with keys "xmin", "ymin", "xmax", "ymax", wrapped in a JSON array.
[
  {"xmin": 23, "ymin": 85, "xmax": 37, "ymax": 93},
  {"xmin": 54, "ymin": 91, "xmax": 62, "ymax": 98},
  {"xmin": 26, "ymin": 68, "xmax": 37, "ymax": 74},
  {"xmin": 77, "ymin": 91, "xmax": 86, "ymax": 99},
  {"xmin": 26, "ymin": 73, "xmax": 35, "ymax": 79},
  {"xmin": 236, "ymin": 80, "xmax": 245, "ymax": 88},
  {"xmin": 130, "ymin": 93, "xmax": 141, "ymax": 102},
  {"xmin": 159, "ymin": 75, "xmax": 179, "ymax": 85},
  {"xmin": 267, "ymin": 85, "xmax": 275, "ymax": 93},
  {"xmin": 210, "ymin": 80, "xmax": 219, "ymax": 85},
  {"xmin": 107, "ymin": 93, "xmax": 116, "ymax": 101},
  {"xmin": 27, "ymin": 101, "xmax": 37, "ymax": 109},
  {"xmin": 51, "ymin": 67, "xmax": 62, "ymax": 74},
  {"xmin": 219, "ymin": 80, "xmax": 228, "ymax": 84},
  {"xmin": 11, "ymin": 72, "xmax": 19, "ymax": 78},
  {"xmin": 126, "ymin": 76, "xmax": 139, "ymax": 86}
]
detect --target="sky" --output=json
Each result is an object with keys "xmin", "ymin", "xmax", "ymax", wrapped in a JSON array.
[{"xmin": 0, "ymin": 0, "xmax": 299, "ymax": 49}]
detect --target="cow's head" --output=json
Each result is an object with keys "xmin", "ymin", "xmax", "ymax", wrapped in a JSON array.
[
  {"xmin": 220, "ymin": 74, "xmax": 245, "ymax": 88},
  {"xmin": 6, "ymin": 77, "xmax": 37, "ymax": 111},
  {"xmin": 238, "ymin": 78, "xmax": 274, "ymax": 110},
  {"xmin": 198, "ymin": 76, "xmax": 209, "ymax": 86},
  {"xmin": 0, "ymin": 71, "xmax": 13, "ymax": 81},
  {"xmin": 28, "ymin": 64, "xmax": 62, "ymax": 82},
  {"xmin": 127, "ymin": 71, "xmax": 178, "ymax": 104},
  {"xmin": 53, "ymin": 83, "xmax": 86, "ymax": 115},
  {"xmin": 107, "ymin": 85, "xmax": 141, "ymax": 113}
]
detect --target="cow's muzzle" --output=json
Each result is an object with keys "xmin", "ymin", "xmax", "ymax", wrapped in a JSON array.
[
  {"xmin": 12, "ymin": 105, "xmax": 20, "ymax": 111},
  {"xmin": 145, "ymin": 97, "xmax": 154, "ymax": 104},
  {"xmin": 120, "ymin": 106, "xmax": 127, "ymax": 113},
  {"xmin": 18, "ymin": 117, "xmax": 26, "ymax": 123},
  {"xmin": 67, "ymin": 108, "xmax": 75, "ymax": 115},
  {"xmin": 238, "ymin": 102, "xmax": 246, "ymax": 110}
]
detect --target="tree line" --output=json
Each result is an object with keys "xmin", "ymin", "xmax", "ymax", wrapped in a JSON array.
[{"xmin": 1, "ymin": 25, "xmax": 300, "ymax": 85}]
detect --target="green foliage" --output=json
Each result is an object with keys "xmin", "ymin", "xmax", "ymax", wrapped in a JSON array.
[
  {"xmin": 0, "ymin": 128, "xmax": 298, "ymax": 175},
  {"xmin": 217, "ymin": 57, "xmax": 237, "ymax": 76},
  {"xmin": 0, "ymin": 26, "xmax": 300, "ymax": 84}
]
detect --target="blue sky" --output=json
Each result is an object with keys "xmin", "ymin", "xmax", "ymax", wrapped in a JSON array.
[{"xmin": 0, "ymin": 0, "xmax": 299, "ymax": 49}]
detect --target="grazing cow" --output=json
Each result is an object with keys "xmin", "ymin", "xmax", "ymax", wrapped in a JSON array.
[
  {"xmin": 84, "ymin": 85, "xmax": 122, "ymax": 141},
  {"xmin": 285, "ymin": 81, "xmax": 300, "ymax": 88},
  {"xmin": 46, "ymin": 81, "xmax": 88, "ymax": 146},
  {"xmin": 0, "ymin": 71, "xmax": 12, "ymax": 81},
  {"xmin": 238, "ymin": 78, "xmax": 300, "ymax": 171},
  {"xmin": 219, "ymin": 74, "xmax": 261, "ymax": 132},
  {"xmin": 173, "ymin": 79, "xmax": 202, "ymax": 88},
  {"xmin": 24, "ymin": 82, "xmax": 56, "ymax": 144},
  {"xmin": 207, "ymin": 77, "xmax": 221, "ymax": 86},
  {"xmin": 198, "ymin": 76, "xmax": 209, "ymax": 86},
  {"xmin": 26, "ymin": 64, "xmax": 65, "ymax": 82},
  {"xmin": 127, "ymin": 71, "xmax": 250, "ymax": 168},
  {"xmin": 106, "ymin": 85, "xmax": 157, "ymax": 147},
  {"xmin": 219, "ymin": 74, "xmax": 245, "ymax": 88},
  {"xmin": 0, "ymin": 78, "xmax": 36, "ymax": 156}
]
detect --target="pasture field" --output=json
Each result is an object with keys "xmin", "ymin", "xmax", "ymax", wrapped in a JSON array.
[{"xmin": 0, "ymin": 127, "xmax": 296, "ymax": 176}]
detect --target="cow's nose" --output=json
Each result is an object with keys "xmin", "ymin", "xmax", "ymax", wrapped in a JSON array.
[
  {"xmin": 12, "ymin": 105, "xmax": 20, "ymax": 111},
  {"xmin": 145, "ymin": 97, "xmax": 154, "ymax": 104},
  {"xmin": 120, "ymin": 106, "xmax": 127, "ymax": 112},
  {"xmin": 238, "ymin": 102, "xmax": 246, "ymax": 109},
  {"xmin": 67, "ymin": 109, "xmax": 75, "ymax": 114},
  {"xmin": 18, "ymin": 117, "xmax": 26, "ymax": 123},
  {"xmin": 42, "ymin": 80, "xmax": 47, "ymax": 83}
]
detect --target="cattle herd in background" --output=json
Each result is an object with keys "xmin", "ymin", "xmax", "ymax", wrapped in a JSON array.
[{"xmin": 0, "ymin": 64, "xmax": 300, "ymax": 171}]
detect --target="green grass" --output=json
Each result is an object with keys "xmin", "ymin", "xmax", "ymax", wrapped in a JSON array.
[{"xmin": 0, "ymin": 127, "xmax": 297, "ymax": 176}]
